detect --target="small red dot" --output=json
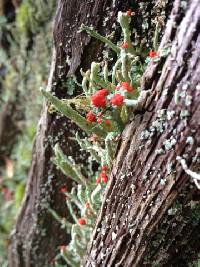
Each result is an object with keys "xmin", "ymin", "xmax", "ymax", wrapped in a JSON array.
[
  {"xmin": 103, "ymin": 176, "xmax": 108, "ymax": 183},
  {"xmin": 127, "ymin": 9, "xmax": 133, "ymax": 17},
  {"xmin": 60, "ymin": 187, "xmax": 67, "ymax": 193},
  {"xmin": 121, "ymin": 42, "xmax": 129, "ymax": 49},
  {"xmin": 78, "ymin": 218, "xmax": 86, "ymax": 225},
  {"xmin": 102, "ymin": 165, "xmax": 107, "ymax": 171},
  {"xmin": 105, "ymin": 120, "xmax": 111, "ymax": 125},
  {"xmin": 96, "ymin": 177, "xmax": 101, "ymax": 184}
]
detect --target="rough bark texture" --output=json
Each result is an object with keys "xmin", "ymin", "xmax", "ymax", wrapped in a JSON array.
[
  {"xmin": 9, "ymin": 0, "xmax": 200, "ymax": 266},
  {"xmin": 0, "ymin": 99, "xmax": 23, "ymax": 163},
  {"xmin": 84, "ymin": 0, "xmax": 200, "ymax": 266},
  {"xmin": 8, "ymin": 1, "xmax": 133, "ymax": 266}
]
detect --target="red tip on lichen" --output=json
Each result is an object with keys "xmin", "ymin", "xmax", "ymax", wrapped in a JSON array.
[
  {"xmin": 121, "ymin": 42, "xmax": 129, "ymax": 49},
  {"xmin": 103, "ymin": 176, "xmax": 108, "ymax": 183},
  {"xmin": 110, "ymin": 94, "xmax": 124, "ymax": 106},
  {"xmin": 102, "ymin": 165, "xmax": 107, "ymax": 171},
  {"xmin": 121, "ymin": 82, "xmax": 134, "ymax": 92},
  {"xmin": 149, "ymin": 51, "xmax": 157, "ymax": 58},
  {"xmin": 105, "ymin": 120, "xmax": 111, "ymax": 125},
  {"xmin": 60, "ymin": 187, "xmax": 67, "ymax": 194},
  {"xmin": 91, "ymin": 90, "xmax": 108, "ymax": 108},
  {"xmin": 77, "ymin": 218, "xmax": 86, "ymax": 225},
  {"xmin": 96, "ymin": 177, "xmax": 101, "ymax": 184},
  {"xmin": 86, "ymin": 110, "xmax": 97, "ymax": 123},
  {"xmin": 127, "ymin": 9, "xmax": 133, "ymax": 17}
]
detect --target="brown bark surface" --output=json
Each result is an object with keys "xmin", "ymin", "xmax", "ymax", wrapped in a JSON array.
[
  {"xmin": 8, "ymin": 0, "xmax": 200, "ymax": 266},
  {"xmin": 8, "ymin": 1, "xmax": 133, "ymax": 266},
  {"xmin": 84, "ymin": 0, "xmax": 200, "ymax": 266},
  {"xmin": 0, "ymin": 99, "xmax": 23, "ymax": 163}
]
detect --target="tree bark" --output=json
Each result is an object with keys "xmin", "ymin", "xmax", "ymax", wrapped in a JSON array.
[
  {"xmin": 9, "ymin": 0, "xmax": 200, "ymax": 266},
  {"xmin": 0, "ymin": 99, "xmax": 23, "ymax": 163},
  {"xmin": 8, "ymin": 1, "xmax": 133, "ymax": 266},
  {"xmin": 84, "ymin": 0, "xmax": 200, "ymax": 266}
]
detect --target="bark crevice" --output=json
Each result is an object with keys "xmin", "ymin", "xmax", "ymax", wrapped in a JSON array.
[{"xmin": 84, "ymin": 1, "xmax": 200, "ymax": 266}]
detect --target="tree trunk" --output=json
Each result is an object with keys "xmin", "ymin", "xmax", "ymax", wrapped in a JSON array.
[
  {"xmin": 8, "ymin": 1, "xmax": 133, "ymax": 266},
  {"xmin": 9, "ymin": 0, "xmax": 200, "ymax": 266},
  {"xmin": 84, "ymin": 0, "xmax": 200, "ymax": 266}
]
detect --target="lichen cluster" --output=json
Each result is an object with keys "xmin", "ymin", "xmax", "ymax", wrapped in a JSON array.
[{"xmin": 42, "ymin": 9, "xmax": 161, "ymax": 267}]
